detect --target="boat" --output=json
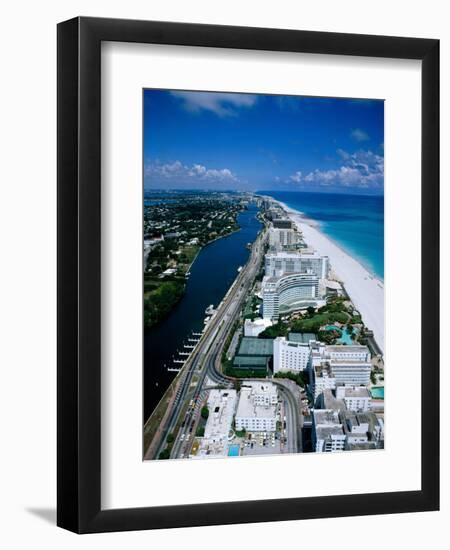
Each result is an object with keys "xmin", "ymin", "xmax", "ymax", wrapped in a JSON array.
[{"xmin": 205, "ymin": 304, "xmax": 215, "ymax": 315}]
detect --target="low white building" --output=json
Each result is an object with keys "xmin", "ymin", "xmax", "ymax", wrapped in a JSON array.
[
  {"xmin": 312, "ymin": 363, "xmax": 336, "ymax": 399},
  {"xmin": 244, "ymin": 317, "xmax": 272, "ymax": 337},
  {"xmin": 341, "ymin": 411, "xmax": 384, "ymax": 449},
  {"xmin": 326, "ymin": 345, "xmax": 371, "ymax": 363},
  {"xmin": 336, "ymin": 385, "xmax": 371, "ymax": 412},
  {"xmin": 326, "ymin": 345, "xmax": 372, "ymax": 386},
  {"xmin": 329, "ymin": 360, "xmax": 372, "ymax": 385},
  {"xmin": 273, "ymin": 336, "xmax": 311, "ymax": 373},
  {"xmin": 312, "ymin": 409, "xmax": 346, "ymax": 453},
  {"xmin": 196, "ymin": 389, "xmax": 237, "ymax": 459},
  {"xmin": 235, "ymin": 382, "xmax": 278, "ymax": 433}
]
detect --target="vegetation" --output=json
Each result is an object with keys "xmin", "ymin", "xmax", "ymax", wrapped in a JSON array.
[
  {"xmin": 221, "ymin": 320, "xmax": 240, "ymax": 373},
  {"xmin": 200, "ymin": 406, "xmax": 209, "ymax": 420},
  {"xmin": 143, "ymin": 192, "xmax": 247, "ymax": 329},
  {"xmin": 144, "ymin": 278, "xmax": 185, "ymax": 328},
  {"xmin": 317, "ymin": 328, "xmax": 340, "ymax": 344},
  {"xmin": 234, "ymin": 427, "xmax": 246, "ymax": 438},
  {"xmin": 224, "ymin": 366, "xmax": 267, "ymax": 378},
  {"xmin": 196, "ymin": 426, "xmax": 205, "ymax": 437},
  {"xmin": 166, "ymin": 433, "xmax": 175, "ymax": 444},
  {"xmin": 370, "ymin": 370, "xmax": 377, "ymax": 384},
  {"xmin": 243, "ymin": 294, "xmax": 263, "ymax": 320},
  {"xmin": 258, "ymin": 322, "xmax": 289, "ymax": 339},
  {"xmin": 289, "ymin": 297, "xmax": 352, "ymax": 335},
  {"xmin": 274, "ymin": 371, "xmax": 309, "ymax": 388},
  {"xmin": 158, "ymin": 448, "xmax": 170, "ymax": 460}
]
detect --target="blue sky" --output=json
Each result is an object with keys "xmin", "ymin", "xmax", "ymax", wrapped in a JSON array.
[{"xmin": 143, "ymin": 89, "xmax": 384, "ymax": 194}]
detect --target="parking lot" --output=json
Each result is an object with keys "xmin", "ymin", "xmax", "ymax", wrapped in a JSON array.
[{"xmin": 240, "ymin": 431, "xmax": 282, "ymax": 456}]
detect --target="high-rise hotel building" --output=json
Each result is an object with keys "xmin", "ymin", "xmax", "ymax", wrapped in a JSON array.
[{"xmin": 265, "ymin": 250, "xmax": 329, "ymax": 280}]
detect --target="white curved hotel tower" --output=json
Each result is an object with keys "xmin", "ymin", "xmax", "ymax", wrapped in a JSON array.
[
  {"xmin": 262, "ymin": 272, "xmax": 320, "ymax": 320},
  {"xmin": 261, "ymin": 229, "xmax": 330, "ymax": 321}
]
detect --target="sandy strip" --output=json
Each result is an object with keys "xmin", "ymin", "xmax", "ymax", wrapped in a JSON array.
[{"xmin": 275, "ymin": 200, "xmax": 384, "ymax": 354}]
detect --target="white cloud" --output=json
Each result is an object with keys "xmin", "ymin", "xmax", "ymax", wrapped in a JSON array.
[
  {"xmin": 350, "ymin": 128, "xmax": 370, "ymax": 142},
  {"xmin": 170, "ymin": 91, "xmax": 257, "ymax": 117},
  {"xmin": 289, "ymin": 171, "xmax": 302, "ymax": 183},
  {"xmin": 287, "ymin": 149, "xmax": 384, "ymax": 189},
  {"xmin": 145, "ymin": 160, "xmax": 240, "ymax": 187}
]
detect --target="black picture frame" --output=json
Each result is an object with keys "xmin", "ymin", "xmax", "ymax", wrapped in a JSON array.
[{"xmin": 57, "ymin": 16, "xmax": 439, "ymax": 533}]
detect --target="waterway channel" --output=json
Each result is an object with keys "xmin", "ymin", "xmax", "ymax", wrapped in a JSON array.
[{"xmin": 143, "ymin": 204, "xmax": 262, "ymax": 421}]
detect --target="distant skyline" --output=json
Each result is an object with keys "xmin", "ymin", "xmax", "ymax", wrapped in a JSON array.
[{"xmin": 143, "ymin": 90, "xmax": 384, "ymax": 195}]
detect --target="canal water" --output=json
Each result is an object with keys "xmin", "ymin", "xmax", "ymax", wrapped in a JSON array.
[{"xmin": 143, "ymin": 204, "xmax": 262, "ymax": 421}]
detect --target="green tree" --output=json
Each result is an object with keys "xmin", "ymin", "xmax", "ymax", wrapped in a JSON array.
[
  {"xmin": 196, "ymin": 426, "xmax": 205, "ymax": 437},
  {"xmin": 306, "ymin": 306, "xmax": 316, "ymax": 317},
  {"xmin": 258, "ymin": 322, "xmax": 288, "ymax": 339},
  {"xmin": 201, "ymin": 406, "xmax": 209, "ymax": 420},
  {"xmin": 166, "ymin": 433, "xmax": 175, "ymax": 444},
  {"xmin": 158, "ymin": 448, "xmax": 170, "ymax": 460}
]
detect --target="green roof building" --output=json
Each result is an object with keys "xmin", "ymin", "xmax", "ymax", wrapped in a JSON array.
[
  {"xmin": 287, "ymin": 332, "xmax": 317, "ymax": 344},
  {"xmin": 237, "ymin": 337, "xmax": 274, "ymax": 357},
  {"xmin": 232, "ymin": 337, "xmax": 274, "ymax": 374}
]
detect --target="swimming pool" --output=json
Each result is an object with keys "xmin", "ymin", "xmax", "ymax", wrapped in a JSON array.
[
  {"xmin": 228, "ymin": 444, "xmax": 240, "ymax": 457},
  {"xmin": 371, "ymin": 386, "xmax": 384, "ymax": 399},
  {"xmin": 324, "ymin": 325, "xmax": 356, "ymax": 345}
]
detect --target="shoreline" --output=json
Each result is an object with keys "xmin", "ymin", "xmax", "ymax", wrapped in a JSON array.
[
  {"xmin": 277, "ymin": 199, "xmax": 383, "ymax": 282},
  {"xmin": 272, "ymin": 198, "xmax": 385, "ymax": 355}
]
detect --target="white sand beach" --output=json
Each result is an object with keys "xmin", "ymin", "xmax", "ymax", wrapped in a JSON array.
[{"xmin": 275, "ymin": 200, "xmax": 385, "ymax": 354}]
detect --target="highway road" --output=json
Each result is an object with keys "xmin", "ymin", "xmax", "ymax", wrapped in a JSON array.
[
  {"xmin": 150, "ymin": 221, "xmax": 303, "ymax": 461},
  {"xmin": 274, "ymin": 382, "xmax": 302, "ymax": 454},
  {"xmin": 151, "ymin": 227, "xmax": 268, "ymax": 459}
]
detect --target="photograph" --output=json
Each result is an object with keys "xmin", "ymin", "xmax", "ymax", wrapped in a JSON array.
[{"xmin": 142, "ymin": 90, "xmax": 385, "ymax": 460}]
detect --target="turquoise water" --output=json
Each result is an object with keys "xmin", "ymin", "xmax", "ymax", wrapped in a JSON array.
[
  {"xmin": 339, "ymin": 327, "xmax": 354, "ymax": 345},
  {"xmin": 228, "ymin": 444, "xmax": 240, "ymax": 457},
  {"xmin": 325, "ymin": 325, "xmax": 341, "ymax": 332},
  {"xmin": 324, "ymin": 325, "xmax": 356, "ymax": 345},
  {"xmin": 371, "ymin": 387, "xmax": 384, "ymax": 399},
  {"xmin": 260, "ymin": 191, "xmax": 384, "ymax": 280}
]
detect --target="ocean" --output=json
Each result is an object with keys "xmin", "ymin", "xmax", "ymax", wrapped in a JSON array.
[{"xmin": 261, "ymin": 191, "xmax": 384, "ymax": 280}]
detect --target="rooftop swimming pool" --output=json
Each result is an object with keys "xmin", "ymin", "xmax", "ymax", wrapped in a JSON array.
[
  {"xmin": 228, "ymin": 444, "xmax": 240, "ymax": 457},
  {"xmin": 371, "ymin": 386, "xmax": 385, "ymax": 399}
]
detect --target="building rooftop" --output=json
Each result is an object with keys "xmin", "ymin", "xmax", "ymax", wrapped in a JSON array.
[
  {"xmin": 203, "ymin": 389, "xmax": 237, "ymax": 442},
  {"xmin": 346, "ymin": 441, "xmax": 378, "ymax": 451},
  {"xmin": 244, "ymin": 318, "xmax": 272, "ymax": 329},
  {"xmin": 238, "ymin": 337, "xmax": 274, "ymax": 357},
  {"xmin": 236, "ymin": 388, "xmax": 277, "ymax": 420},
  {"xmin": 316, "ymin": 425, "xmax": 345, "ymax": 439},
  {"xmin": 326, "ymin": 345, "xmax": 370, "ymax": 354},
  {"xmin": 329, "ymin": 360, "xmax": 372, "ymax": 366},
  {"xmin": 265, "ymin": 249, "xmax": 323, "ymax": 259},
  {"xmin": 313, "ymin": 409, "xmax": 341, "ymax": 426},
  {"xmin": 288, "ymin": 332, "xmax": 317, "ymax": 343},
  {"xmin": 314, "ymin": 363, "xmax": 334, "ymax": 378},
  {"xmin": 322, "ymin": 389, "xmax": 346, "ymax": 411},
  {"xmin": 338, "ymin": 385, "xmax": 371, "ymax": 398},
  {"xmin": 233, "ymin": 356, "xmax": 269, "ymax": 368}
]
